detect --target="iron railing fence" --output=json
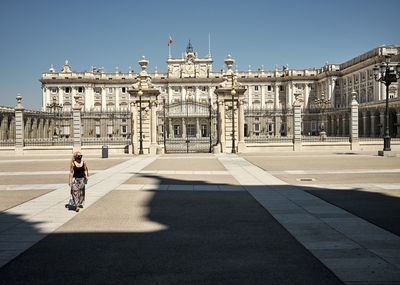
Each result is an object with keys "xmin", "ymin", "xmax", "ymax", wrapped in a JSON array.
[
  {"xmin": 244, "ymin": 136, "xmax": 293, "ymax": 144},
  {"xmin": 0, "ymin": 139, "xmax": 15, "ymax": 147},
  {"xmin": 81, "ymin": 137, "xmax": 131, "ymax": 146},
  {"xmin": 81, "ymin": 111, "xmax": 131, "ymax": 139},
  {"xmin": 24, "ymin": 137, "xmax": 74, "ymax": 146}
]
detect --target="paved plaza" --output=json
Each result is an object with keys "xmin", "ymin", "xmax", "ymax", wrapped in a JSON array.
[{"xmin": 0, "ymin": 152, "xmax": 399, "ymax": 284}]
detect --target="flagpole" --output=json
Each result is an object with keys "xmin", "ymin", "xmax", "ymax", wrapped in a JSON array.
[{"xmin": 169, "ymin": 44, "xmax": 171, "ymax": 58}]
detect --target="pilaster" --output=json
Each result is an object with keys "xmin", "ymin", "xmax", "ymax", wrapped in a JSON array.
[
  {"xmin": 350, "ymin": 91, "xmax": 359, "ymax": 150},
  {"xmin": 73, "ymin": 95, "xmax": 82, "ymax": 152},
  {"xmin": 15, "ymin": 96, "xmax": 24, "ymax": 155}
]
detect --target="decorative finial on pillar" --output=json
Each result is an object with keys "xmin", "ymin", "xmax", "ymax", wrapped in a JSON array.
[
  {"xmin": 224, "ymin": 54, "xmax": 235, "ymax": 72},
  {"xmin": 129, "ymin": 66, "xmax": 132, "ymax": 73},
  {"xmin": 138, "ymin": 56, "xmax": 149, "ymax": 72},
  {"xmin": 261, "ymin": 65, "xmax": 264, "ymax": 71},
  {"xmin": 115, "ymin": 66, "xmax": 119, "ymax": 73},
  {"xmin": 351, "ymin": 89, "xmax": 358, "ymax": 102},
  {"xmin": 16, "ymin": 93, "xmax": 24, "ymax": 110},
  {"xmin": 49, "ymin": 64, "xmax": 55, "ymax": 72}
]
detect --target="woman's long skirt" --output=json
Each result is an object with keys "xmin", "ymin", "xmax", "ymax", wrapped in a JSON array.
[{"xmin": 69, "ymin": 178, "xmax": 85, "ymax": 208}]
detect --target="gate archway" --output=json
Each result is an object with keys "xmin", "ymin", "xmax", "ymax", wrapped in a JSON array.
[{"xmin": 157, "ymin": 101, "xmax": 217, "ymax": 153}]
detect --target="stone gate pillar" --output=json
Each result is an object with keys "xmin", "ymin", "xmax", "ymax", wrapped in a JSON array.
[
  {"xmin": 237, "ymin": 99, "xmax": 246, "ymax": 152},
  {"xmin": 15, "ymin": 95, "xmax": 24, "ymax": 155},
  {"xmin": 292, "ymin": 100, "xmax": 302, "ymax": 151},
  {"xmin": 213, "ymin": 55, "xmax": 247, "ymax": 153},
  {"xmin": 73, "ymin": 95, "xmax": 82, "ymax": 152},
  {"xmin": 127, "ymin": 56, "xmax": 160, "ymax": 154},
  {"xmin": 130, "ymin": 101, "xmax": 138, "ymax": 154},
  {"xmin": 350, "ymin": 91, "xmax": 360, "ymax": 151},
  {"xmin": 150, "ymin": 100, "xmax": 158, "ymax": 154}
]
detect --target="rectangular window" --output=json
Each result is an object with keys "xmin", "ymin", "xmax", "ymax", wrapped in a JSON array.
[
  {"xmin": 51, "ymin": 88, "xmax": 58, "ymax": 94},
  {"xmin": 63, "ymin": 126, "xmax": 70, "ymax": 135},
  {"xmin": 95, "ymin": 88, "xmax": 101, "ymax": 93},
  {"xmin": 174, "ymin": 87, "xmax": 179, "ymax": 93},
  {"xmin": 202, "ymin": 86, "xmax": 207, "ymax": 92},
  {"xmin": 201, "ymin": 124, "xmax": 208, "ymax": 137},
  {"xmin": 187, "ymin": 124, "xmax": 196, "ymax": 137},
  {"xmin": 78, "ymin": 87, "xmax": 83, "ymax": 93},
  {"xmin": 108, "ymin": 125, "xmax": 113, "ymax": 135},
  {"xmin": 65, "ymin": 87, "xmax": 70, "ymax": 93},
  {"xmin": 122, "ymin": 87, "xmax": 126, "ymax": 93},
  {"xmin": 95, "ymin": 126, "xmax": 100, "ymax": 136},
  {"xmin": 267, "ymin": 85, "xmax": 272, "ymax": 91},
  {"xmin": 108, "ymin": 88, "xmax": 113, "ymax": 94},
  {"xmin": 121, "ymin": 125, "xmax": 127, "ymax": 134},
  {"xmin": 279, "ymin": 86, "xmax": 284, "ymax": 92},
  {"xmin": 254, "ymin": 86, "xmax": 259, "ymax": 91},
  {"xmin": 173, "ymin": 125, "xmax": 181, "ymax": 137},
  {"xmin": 254, "ymin": 123, "xmax": 260, "ymax": 132}
]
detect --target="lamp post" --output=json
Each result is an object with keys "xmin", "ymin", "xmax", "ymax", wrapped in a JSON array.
[
  {"xmin": 138, "ymin": 75, "xmax": 144, "ymax": 154},
  {"xmin": 231, "ymin": 72, "xmax": 236, "ymax": 153},
  {"xmin": 373, "ymin": 55, "xmax": 400, "ymax": 152},
  {"xmin": 314, "ymin": 91, "xmax": 330, "ymax": 137}
]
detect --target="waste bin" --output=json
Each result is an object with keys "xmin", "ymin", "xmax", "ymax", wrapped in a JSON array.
[{"xmin": 102, "ymin": 145, "xmax": 108, "ymax": 158}]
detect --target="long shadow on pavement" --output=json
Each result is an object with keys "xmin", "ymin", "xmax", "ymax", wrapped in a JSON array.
[{"xmin": 1, "ymin": 175, "xmax": 399, "ymax": 284}]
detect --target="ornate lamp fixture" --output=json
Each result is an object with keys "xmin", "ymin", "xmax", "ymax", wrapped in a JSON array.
[{"xmin": 373, "ymin": 54, "xmax": 400, "ymax": 151}]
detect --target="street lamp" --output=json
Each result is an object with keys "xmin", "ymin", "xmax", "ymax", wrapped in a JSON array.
[
  {"xmin": 231, "ymin": 72, "xmax": 236, "ymax": 153},
  {"xmin": 314, "ymin": 91, "xmax": 330, "ymax": 137},
  {"xmin": 138, "ymin": 75, "xmax": 144, "ymax": 154},
  {"xmin": 373, "ymin": 54, "xmax": 400, "ymax": 151}
]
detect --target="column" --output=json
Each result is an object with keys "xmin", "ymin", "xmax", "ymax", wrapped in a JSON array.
[
  {"xmin": 71, "ymin": 87, "xmax": 77, "ymax": 107},
  {"xmin": 73, "ymin": 95, "xmax": 82, "ymax": 152},
  {"xmin": 217, "ymin": 100, "xmax": 225, "ymax": 153},
  {"xmin": 58, "ymin": 87, "xmax": 63, "ymax": 107},
  {"xmin": 287, "ymin": 82, "xmax": 293, "ymax": 107},
  {"xmin": 115, "ymin": 87, "xmax": 120, "ymax": 111},
  {"xmin": 237, "ymin": 99, "xmax": 246, "ymax": 152},
  {"xmin": 327, "ymin": 78, "xmax": 333, "ymax": 106},
  {"xmin": 85, "ymin": 86, "xmax": 93, "ymax": 112},
  {"xmin": 0, "ymin": 116, "xmax": 7, "ymax": 140},
  {"xmin": 130, "ymin": 102, "xmax": 138, "ymax": 154},
  {"xmin": 182, "ymin": 87, "xmax": 186, "ymax": 102},
  {"xmin": 168, "ymin": 86, "xmax": 172, "ymax": 103},
  {"xmin": 362, "ymin": 113, "xmax": 367, "ymax": 137},
  {"xmin": 304, "ymin": 84, "xmax": 310, "ymax": 109},
  {"xmin": 149, "ymin": 101, "xmax": 157, "ymax": 154},
  {"xmin": 350, "ymin": 91, "xmax": 359, "ymax": 150},
  {"xmin": 208, "ymin": 86, "xmax": 214, "ymax": 103},
  {"xmin": 195, "ymin": 87, "xmax": 200, "ymax": 102},
  {"xmin": 196, "ymin": 118, "xmax": 200, "ymax": 138},
  {"xmin": 15, "ymin": 96, "xmax": 24, "ymax": 155},
  {"xmin": 248, "ymin": 86, "xmax": 252, "ymax": 108},
  {"xmin": 292, "ymin": 102, "xmax": 302, "ymax": 151},
  {"xmin": 168, "ymin": 118, "xmax": 173, "ymax": 138},
  {"xmin": 261, "ymin": 86, "xmax": 265, "ymax": 108},
  {"xmin": 42, "ymin": 88, "xmax": 46, "ymax": 111},
  {"xmin": 274, "ymin": 84, "xmax": 279, "ymax": 109},
  {"xmin": 101, "ymin": 88, "xmax": 106, "ymax": 111},
  {"xmin": 182, "ymin": 118, "xmax": 186, "ymax": 139},
  {"xmin": 370, "ymin": 114, "xmax": 376, "ymax": 137}
]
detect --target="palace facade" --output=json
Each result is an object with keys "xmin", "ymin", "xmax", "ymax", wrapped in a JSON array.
[{"xmin": 40, "ymin": 43, "xmax": 399, "ymax": 114}]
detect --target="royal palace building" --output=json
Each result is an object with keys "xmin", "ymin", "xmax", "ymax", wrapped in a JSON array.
[{"xmin": 1, "ymin": 42, "xmax": 398, "ymax": 154}]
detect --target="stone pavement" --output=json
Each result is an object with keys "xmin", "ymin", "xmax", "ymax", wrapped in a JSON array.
[{"xmin": 0, "ymin": 152, "xmax": 399, "ymax": 284}]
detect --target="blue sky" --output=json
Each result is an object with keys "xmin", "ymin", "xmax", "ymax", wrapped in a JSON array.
[{"xmin": 0, "ymin": 0, "xmax": 399, "ymax": 109}]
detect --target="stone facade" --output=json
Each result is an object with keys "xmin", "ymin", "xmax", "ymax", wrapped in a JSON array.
[{"xmin": 39, "ymin": 44, "xmax": 400, "ymax": 140}]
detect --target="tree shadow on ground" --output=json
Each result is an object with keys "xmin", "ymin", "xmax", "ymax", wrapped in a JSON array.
[{"xmin": 1, "ymin": 175, "xmax": 399, "ymax": 285}]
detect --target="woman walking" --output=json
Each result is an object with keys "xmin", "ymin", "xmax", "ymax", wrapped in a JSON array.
[{"xmin": 68, "ymin": 151, "xmax": 88, "ymax": 212}]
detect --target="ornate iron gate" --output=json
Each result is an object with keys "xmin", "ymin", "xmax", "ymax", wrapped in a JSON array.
[{"xmin": 157, "ymin": 101, "xmax": 216, "ymax": 153}]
